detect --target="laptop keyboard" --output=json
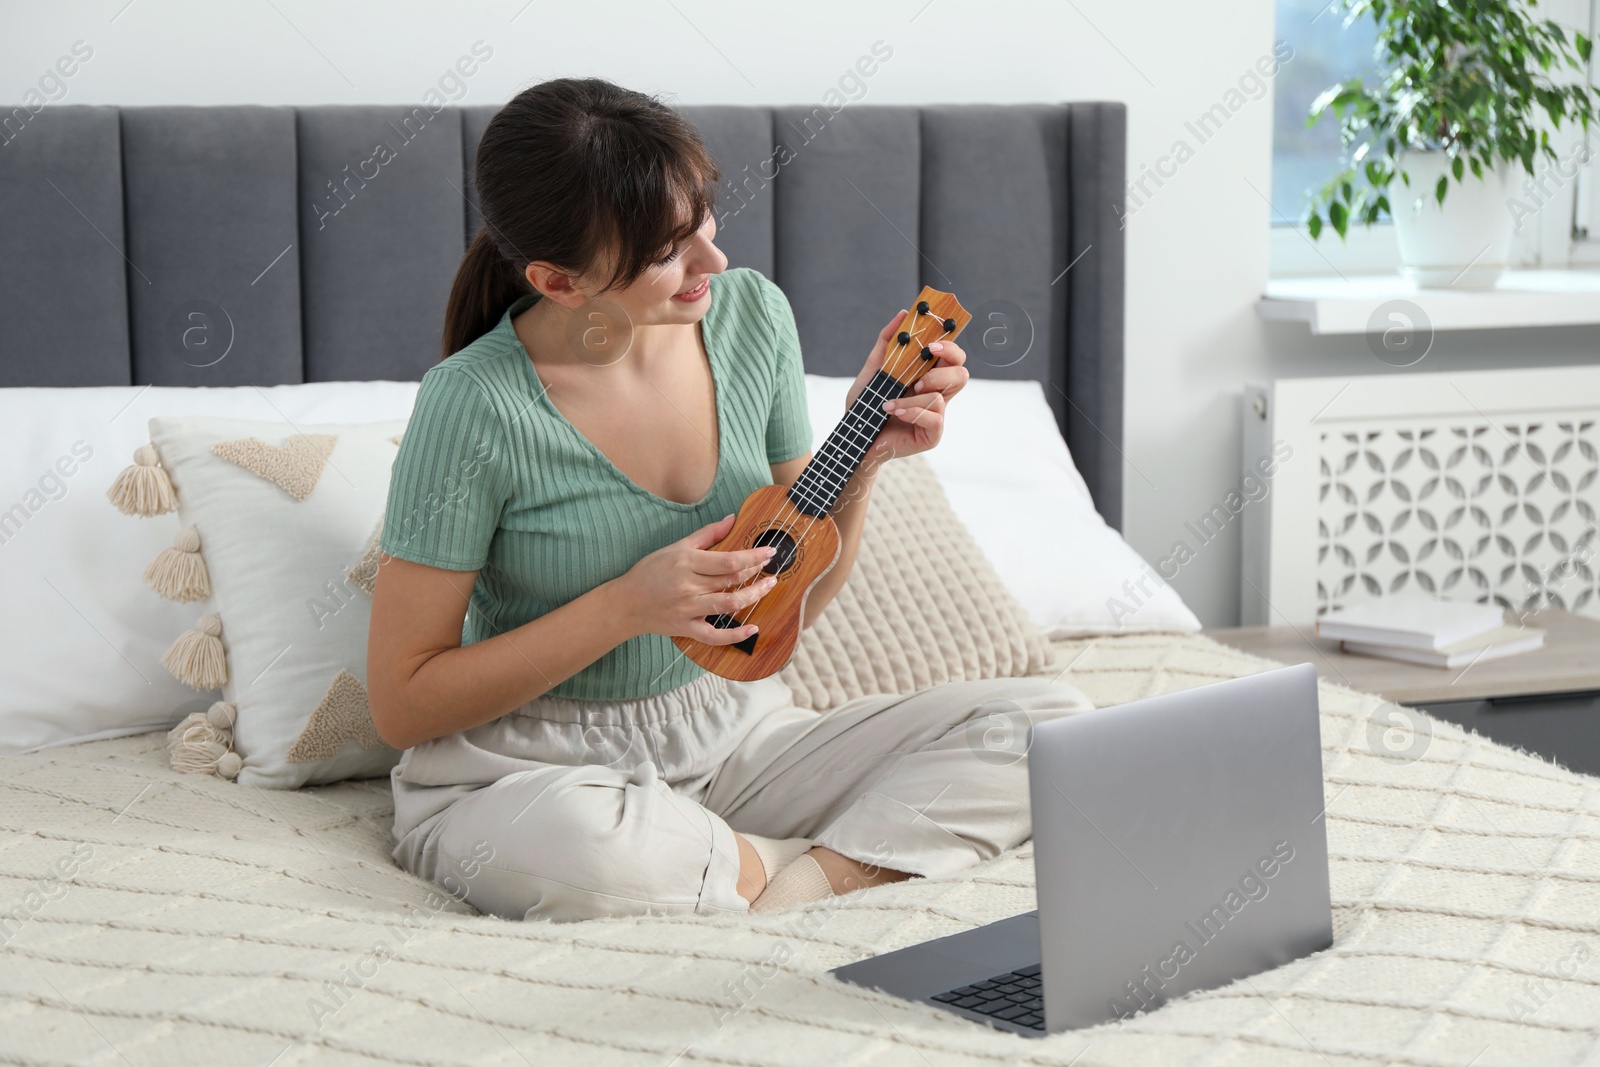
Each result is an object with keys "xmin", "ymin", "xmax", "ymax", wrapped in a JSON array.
[{"xmin": 930, "ymin": 964, "xmax": 1044, "ymax": 1030}]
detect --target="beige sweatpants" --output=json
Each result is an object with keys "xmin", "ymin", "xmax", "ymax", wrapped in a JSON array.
[{"xmin": 390, "ymin": 668, "xmax": 1095, "ymax": 923}]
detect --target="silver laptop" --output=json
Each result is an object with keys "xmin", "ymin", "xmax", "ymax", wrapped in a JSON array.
[{"xmin": 830, "ymin": 662, "xmax": 1333, "ymax": 1035}]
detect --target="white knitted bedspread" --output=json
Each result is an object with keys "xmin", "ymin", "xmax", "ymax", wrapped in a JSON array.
[{"xmin": 2, "ymin": 632, "xmax": 1598, "ymax": 1067}]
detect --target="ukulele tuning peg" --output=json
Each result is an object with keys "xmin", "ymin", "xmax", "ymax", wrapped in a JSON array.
[
  {"xmin": 942, "ymin": 317, "xmax": 957, "ymax": 332},
  {"xmin": 916, "ymin": 300, "xmax": 930, "ymax": 314},
  {"xmin": 897, "ymin": 331, "xmax": 911, "ymax": 345}
]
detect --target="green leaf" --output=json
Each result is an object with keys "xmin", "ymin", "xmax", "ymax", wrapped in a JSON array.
[
  {"xmin": 1308, "ymin": 84, "xmax": 1345, "ymax": 118},
  {"xmin": 1293, "ymin": 2, "xmax": 1600, "ymax": 230},
  {"xmin": 1435, "ymin": 175, "xmax": 1448, "ymax": 205},
  {"xmin": 1308, "ymin": 212, "xmax": 1323, "ymax": 240}
]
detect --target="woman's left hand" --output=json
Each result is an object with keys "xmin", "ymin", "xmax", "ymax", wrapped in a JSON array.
[{"xmin": 844, "ymin": 308, "xmax": 970, "ymax": 464}]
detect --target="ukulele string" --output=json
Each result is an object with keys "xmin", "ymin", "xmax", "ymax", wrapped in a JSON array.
[
  {"xmin": 739, "ymin": 310, "xmax": 930, "ymax": 589},
  {"xmin": 706, "ymin": 322, "xmax": 928, "ymax": 629},
  {"xmin": 747, "ymin": 309, "xmax": 952, "ymax": 581},
  {"xmin": 718, "ymin": 304, "xmax": 952, "ymax": 633},
  {"xmin": 759, "ymin": 320, "xmax": 934, "ymax": 559}
]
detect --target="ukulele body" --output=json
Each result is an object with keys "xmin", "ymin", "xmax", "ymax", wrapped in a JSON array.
[{"xmin": 670, "ymin": 484, "xmax": 840, "ymax": 682}]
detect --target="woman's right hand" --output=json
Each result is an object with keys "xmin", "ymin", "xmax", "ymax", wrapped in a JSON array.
[{"xmin": 614, "ymin": 512, "xmax": 778, "ymax": 644}]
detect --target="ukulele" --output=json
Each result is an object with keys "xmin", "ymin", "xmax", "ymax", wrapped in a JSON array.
[{"xmin": 671, "ymin": 286, "xmax": 972, "ymax": 681}]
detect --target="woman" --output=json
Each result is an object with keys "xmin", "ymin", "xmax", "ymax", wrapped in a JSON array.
[{"xmin": 367, "ymin": 77, "xmax": 1093, "ymax": 922}]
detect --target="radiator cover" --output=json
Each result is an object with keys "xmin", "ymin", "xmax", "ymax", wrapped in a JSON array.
[{"xmin": 1241, "ymin": 367, "xmax": 1600, "ymax": 626}]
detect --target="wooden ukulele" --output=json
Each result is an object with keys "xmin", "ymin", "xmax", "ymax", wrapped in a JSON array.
[{"xmin": 671, "ymin": 286, "xmax": 972, "ymax": 681}]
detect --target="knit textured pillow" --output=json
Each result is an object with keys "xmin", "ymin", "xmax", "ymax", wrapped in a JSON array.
[
  {"xmin": 777, "ymin": 453, "xmax": 1061, "ymax": 710},
  {"xmin": 106, "ymin": 416, "xmax": 407, "ymax": 788}
]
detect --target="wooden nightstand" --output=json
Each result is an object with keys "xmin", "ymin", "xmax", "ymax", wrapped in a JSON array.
[{"xmin": 1204, "ymin": 609, "xmax": 1600, "ymax": 777}]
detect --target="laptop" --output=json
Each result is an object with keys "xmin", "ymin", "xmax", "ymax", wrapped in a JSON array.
[{"xmin": 830, "ymin": 662, "xmax": 1333, "ymax": 1035}]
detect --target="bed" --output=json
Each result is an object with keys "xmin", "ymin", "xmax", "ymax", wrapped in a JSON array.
[
  {"xmin": 3, "ymin": 101, "xmax": 1598, "ymax": 1065},
  {"xmin": 5, "ymin": 634, "xmax": 1598, "ymax": 1064}
]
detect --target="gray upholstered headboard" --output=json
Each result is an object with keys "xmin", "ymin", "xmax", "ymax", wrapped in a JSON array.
[{"xmin": 0, "ymin": 101, "xmax": 1126, "ymax": 529}]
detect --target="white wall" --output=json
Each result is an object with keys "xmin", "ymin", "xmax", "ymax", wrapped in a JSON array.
[{"xmin": 3, "ymin": 0, "xmax": 1284, "ymax": 627}]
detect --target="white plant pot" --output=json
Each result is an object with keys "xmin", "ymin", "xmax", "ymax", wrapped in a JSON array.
[{"xmin": 1391, "ymin": 150, "xmax": 1514, "ymax": 289}]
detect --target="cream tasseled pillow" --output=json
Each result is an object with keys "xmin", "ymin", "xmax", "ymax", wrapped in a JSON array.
[
  {"xmin": 777, "ymin": 453, "xmax": 1061, "ymax": 710},
  {"xmin": 106, "ymin": 416, "xmax": 408, "ymax": 788}
]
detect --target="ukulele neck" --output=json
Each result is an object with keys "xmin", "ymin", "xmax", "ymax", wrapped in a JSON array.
[
  {"xmin": 783, "ymin": 286, "xmax": 971, "ymax": 518},
  {"xmin": 786, "ymin": 369, "xmax": 906, "ymax": 517}
]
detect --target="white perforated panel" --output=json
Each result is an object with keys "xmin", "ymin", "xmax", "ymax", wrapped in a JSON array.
[
  {"xmin": 1316, "ymin": 421, "xmax": 1600, "ymax": 618},
  {"xmin": 1240, "ymin": 367, "xmax": 1600, "ymax": 626}
]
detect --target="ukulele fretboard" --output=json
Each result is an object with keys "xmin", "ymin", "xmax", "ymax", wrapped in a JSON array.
[{"xmin": 786, "ymin": 369, "xmax": 907, "ymax": 517}]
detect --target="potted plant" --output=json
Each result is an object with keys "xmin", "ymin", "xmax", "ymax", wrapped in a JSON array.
[{"xmin": 1304, "ymin": 0, "xmax": 1599, "ymax": 288}]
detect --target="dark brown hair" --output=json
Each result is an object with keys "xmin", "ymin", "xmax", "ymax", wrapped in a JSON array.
[{"xmin": 441, "ymin": 77, "xmax": 721, "ymax": 359}]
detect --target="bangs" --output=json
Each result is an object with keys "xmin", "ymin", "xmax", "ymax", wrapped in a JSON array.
[{"xmin": 578, "ymin": 117, "xmax": 720, "ymax": 293}]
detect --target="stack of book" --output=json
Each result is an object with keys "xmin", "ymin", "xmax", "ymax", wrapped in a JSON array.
[{"xmin": 1315, "ymin": 595, "xmax": 1545, "ymax": 669}]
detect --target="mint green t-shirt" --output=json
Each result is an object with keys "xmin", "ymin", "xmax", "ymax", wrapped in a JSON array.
[{"xmin": 379, "ymin": 266, "xmax": 814, "ymax": 701}]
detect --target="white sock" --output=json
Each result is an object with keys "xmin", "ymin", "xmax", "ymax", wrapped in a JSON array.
[
  {"xmin": 740, "ymin": 832, "xmax": 815, "ymax": 883},
  {"xmin": 748, "ymin": 854, "xmax": 835, "ymax": 913}
]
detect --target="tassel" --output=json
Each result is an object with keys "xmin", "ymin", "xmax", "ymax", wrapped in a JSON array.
[
  {"xmin": 206, "ymin": 700, "xmax": 236, "ymax": 730},
  {"xmin": 107, "ymin": 444, "xmax": 177, "ymax": 516},
  {"xmin": 166, "ymin": 700, "xmax": 241, "ymax": 779},
  {"xmin": 143, "ymin": 525, "xmax": 211, "ymax": 601},
  {"xmin": 161, "ymin": 613, "xmax": 227, "ymax": 689}
]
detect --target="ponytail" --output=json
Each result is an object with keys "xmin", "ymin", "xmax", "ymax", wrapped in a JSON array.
[
  {"xmin": 439, "ymin": 78, "xmax": 721, "ymax": 362},
  {"xmin": 441, "ymin": 227, "xmax": 532, "ymax": 361}
]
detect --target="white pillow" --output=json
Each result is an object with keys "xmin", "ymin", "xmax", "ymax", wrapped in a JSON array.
[
  {"xmin": 144, "ymin": 415, "xmax": 406, "ymax": 788},
  {"xmin": 0, "ymin": 382, "xmax": 419, "ymax": 755},
  {"xmin": 803, "ymin": 375, "xmax": 1201, "ymax": 637}
]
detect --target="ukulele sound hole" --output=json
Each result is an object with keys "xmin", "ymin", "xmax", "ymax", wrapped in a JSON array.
[{"xmin": 753, "ymin": 528, "xmax": 798, "ymax": 575}]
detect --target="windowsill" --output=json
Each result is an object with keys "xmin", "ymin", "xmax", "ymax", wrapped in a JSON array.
[
  {"xmin": 1269, "ymin": 222, "xmax": 1402, "ymax": 278},
  {"xmin": 1257, "ymin": 269, "xmax": 1600, "ymax": 334}
]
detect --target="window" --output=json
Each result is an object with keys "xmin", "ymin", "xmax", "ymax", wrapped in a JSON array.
[
  {"xmin": 1270, "ymin": 0, "xmax": 1598, "ymax": 276},
  {"xmin": 1270, "ymin": 0, "xmax": 1381, "ymax": 227}
]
